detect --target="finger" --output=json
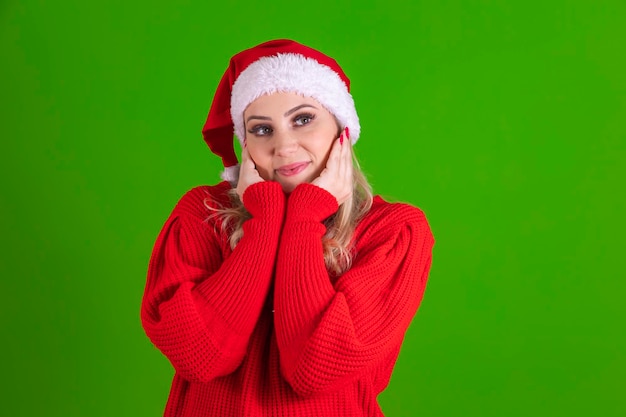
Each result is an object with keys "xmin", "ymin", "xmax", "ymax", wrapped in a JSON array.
[
  {"xmin": 338, "ymin": 131, "xmax": 350, "ymax": 176},
  {"xmin": 240, "ymin": 147, "xmax": 249, "ymax": 167},
  {"xmin": 340, "ymin": 134, "xmax": 353, "ymax": 200},
  {"xmin": 335, "ymin": 134, "xmax": 345, "ymax": 177},
  {"xmin": 325, "ymin": 137, "xmax": 342, "ymax": 172},
  {"xmin": 241, "ymin": 148, "xmax": 259, "ymax": 173},
  {"xmin": 343, "ymin": 137, "xmax": 353, "ymax": 177}
]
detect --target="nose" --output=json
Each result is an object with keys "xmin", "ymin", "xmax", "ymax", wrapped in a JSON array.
[{"xmin": 273, "ymin": 129, "xmax": 298, "ymax": 156}]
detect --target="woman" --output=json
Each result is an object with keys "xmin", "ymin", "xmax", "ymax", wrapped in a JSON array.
[{"xmin": 141, "ymin": 39, "xmax": 434, "ymax": 416}]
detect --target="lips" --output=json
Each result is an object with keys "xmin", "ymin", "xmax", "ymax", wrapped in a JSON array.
[{"xmin": 275, "ymin": 162, "xmax": 310, "ymax": 177}]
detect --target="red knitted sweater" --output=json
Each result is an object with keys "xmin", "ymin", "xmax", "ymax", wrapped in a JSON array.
[{"xmin": 141, "ymin": 181, "xmax": 434, "ymax": 416}]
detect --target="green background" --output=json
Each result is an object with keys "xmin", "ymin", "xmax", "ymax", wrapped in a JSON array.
[{"xmin": 2, "ymin": 0, "xmax": 624, "ymax": 416}]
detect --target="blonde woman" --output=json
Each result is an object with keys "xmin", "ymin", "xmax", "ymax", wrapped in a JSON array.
[{"xmin": 141, "ymin": 39, "xmax": 434, "ymax": 417}]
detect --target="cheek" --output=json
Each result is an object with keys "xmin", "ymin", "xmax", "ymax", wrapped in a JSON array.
[
  {"xmin": 317, "ymin": 134, "xmax": 336, "ymax": 160},
  {"xmin": 246, "ymin": 145, "xmax": 273, "ymax": 179}
]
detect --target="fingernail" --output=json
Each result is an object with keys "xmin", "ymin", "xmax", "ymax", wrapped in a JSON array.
[
  {"xmin": 340, "ymin": 132, "xmax": 344, "ymax": 145},
  {"xmin": 345, "ymin": 126, "xmax": 350, "ymax": 140}
]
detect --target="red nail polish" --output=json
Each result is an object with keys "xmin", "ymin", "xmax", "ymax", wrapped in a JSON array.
[
  {"xmin": 345, "ymin": 126, "xmax": 350, "ymax": 140},
  {"xmin": 340, "ymin": 133, "xmax": 344, "ymax": 145}
]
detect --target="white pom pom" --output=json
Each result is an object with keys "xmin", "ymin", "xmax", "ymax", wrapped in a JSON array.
[{"xmin": 220, "ymin": 164, "xmax": 240, "ymax": 186}]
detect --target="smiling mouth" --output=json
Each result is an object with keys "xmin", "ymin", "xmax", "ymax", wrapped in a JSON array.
[{"xmin": 275, "ymin": 162, "xmax": 310, "ymax": 177}]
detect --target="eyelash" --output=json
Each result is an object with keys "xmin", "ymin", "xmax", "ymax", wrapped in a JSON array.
[
  {"xmin": 247, "ymin": 113, "xmax": 316, "ymax": 136},
  {"xmin": 294, "ymin": 113, "xmax": 315, "ymax": 126},
  {"xmin": 248, "ymin": 125, "xmax": 272, "ymax": 136}
]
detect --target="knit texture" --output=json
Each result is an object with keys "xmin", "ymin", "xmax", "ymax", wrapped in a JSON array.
[{"xmin": 141, "ymin": 181, "xmax": 434, "ymax": 416}]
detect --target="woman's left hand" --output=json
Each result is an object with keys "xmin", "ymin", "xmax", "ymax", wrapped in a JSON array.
[{"xmin": 312, "ymin": 128, "xmax": 353, "ymax": 206}]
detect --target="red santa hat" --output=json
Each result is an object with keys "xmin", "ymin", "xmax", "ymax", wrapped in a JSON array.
[{"xmin": 201, "ymin": 39, "xmax": 360, "ymax": 183}]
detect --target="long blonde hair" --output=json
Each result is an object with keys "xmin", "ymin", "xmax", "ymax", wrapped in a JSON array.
[{"xmin": 209, "ymin": 156, "xmax": 373, "ymax": 276}]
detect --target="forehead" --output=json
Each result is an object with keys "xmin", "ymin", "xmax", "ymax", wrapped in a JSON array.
[{"xmin": 244, "ymin": 91, "xmax": 323, "ymax": 114}]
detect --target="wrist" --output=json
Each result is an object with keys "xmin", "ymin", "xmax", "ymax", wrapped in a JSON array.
[
  {"xmin": 287, "ymin": 183, "xmax": 338, "ymax": 222},
  {"xmin": 242, "ymin": 181, "xmax": 286, "ymax": 219}
]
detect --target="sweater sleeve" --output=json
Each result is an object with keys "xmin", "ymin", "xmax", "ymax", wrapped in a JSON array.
[
  {"xmin": 141, "ymin": 182, "xmax": 286, "ymax": 383},
  {"xmin": 274, "ymin": 183, "xmax": 434, "ymax": 397}
]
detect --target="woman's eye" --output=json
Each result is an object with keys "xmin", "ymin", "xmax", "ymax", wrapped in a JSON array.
[
  {"xmin": 294, "ymin": 114, "xmax": 315, "ymax": 126},
  {"xmin": 248, "ymin": 125, "xmax": 272, "ymax": 136}
]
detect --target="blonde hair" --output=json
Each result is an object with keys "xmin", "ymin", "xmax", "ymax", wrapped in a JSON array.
[{"xmin": 208, "ymin": 156, "xmax": 373, "ymax": 276}]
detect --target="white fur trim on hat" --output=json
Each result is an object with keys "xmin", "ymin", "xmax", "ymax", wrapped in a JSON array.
[
  {"xmin": 220, "ymin": 164, "xmax": 240, "ymax": 185},
  {"xmin": 230, "ymin": 53, "xmax": 360, "ymax": 145}
]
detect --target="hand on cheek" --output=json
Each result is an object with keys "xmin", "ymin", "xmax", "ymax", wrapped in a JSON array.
[
  {"xmin": 236, "ymin": 146, "xmax": 265, "ymax": 200},
  {"xmin": 312, "ymin": 128, "xmax": 354, "ymax": 206}
]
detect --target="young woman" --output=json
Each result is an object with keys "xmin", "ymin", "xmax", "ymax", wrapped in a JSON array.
[{"xmin": 141, "ymin": 39, "xmax": 434, "ymax": 416}]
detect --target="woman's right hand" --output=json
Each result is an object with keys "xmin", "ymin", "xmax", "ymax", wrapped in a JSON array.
[{"xmin": 236, "ymin": 146, "xmax": 264, "ymax": 200}]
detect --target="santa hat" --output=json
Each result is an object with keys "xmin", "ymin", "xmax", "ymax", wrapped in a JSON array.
[{"xmin": 201, "ymin": 39, "xmax": 360, "ymax": 183}]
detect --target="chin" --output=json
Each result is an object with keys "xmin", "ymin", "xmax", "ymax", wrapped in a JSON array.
[{"xmin": 278, "ymin": 180, "xmax": 304, "ymax": 194}]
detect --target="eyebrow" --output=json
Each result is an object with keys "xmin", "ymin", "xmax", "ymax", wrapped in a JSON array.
[
  {"xmin": 245, "ymin": 104, "xmax": 318, "ymax": 123},
  {"xmin": 284, "ymin": 104, "xmax": 318, "ymax": 117},
  {"xmin": 246, "ymin": 115, "xmax": 271, "ymax": 123}
]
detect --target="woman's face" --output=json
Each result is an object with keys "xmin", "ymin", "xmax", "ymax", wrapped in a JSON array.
[{"xmin": 243, "ymin": 91, "xmax": 340, "ymax": 193}]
